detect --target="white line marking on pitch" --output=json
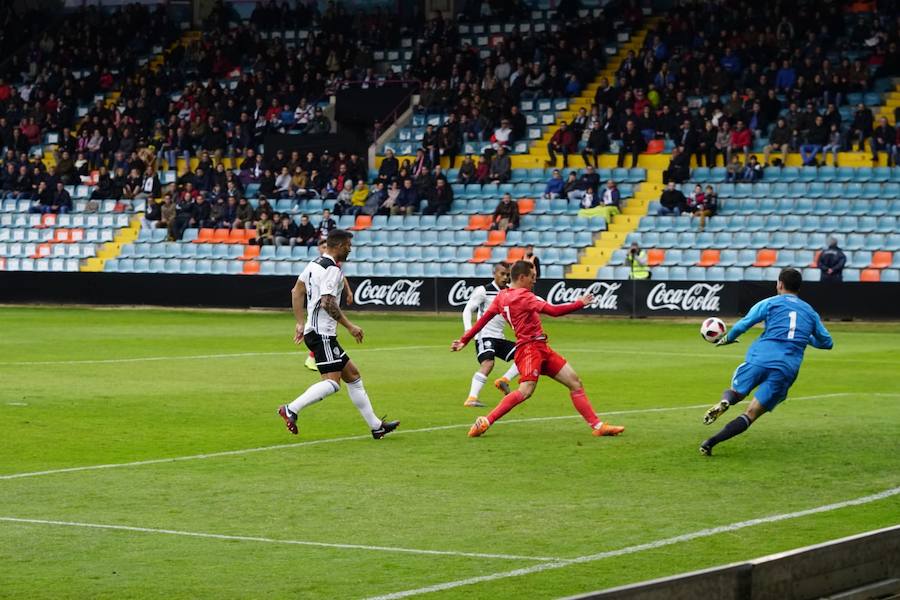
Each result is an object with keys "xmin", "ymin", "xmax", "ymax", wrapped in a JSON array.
[
  {"xmin": 0, "ymin": 517, "xmax": 556, "ymax": 562},
  {"xmin": 364, "ymin": 485, "xmax": 900, "ymax": 600},
  {"xmin": 0, "ymin": 393, "xmax": 889, "ymax": 482},
  {"xmin": 6, "ymin": 402, "xmax": 27, "ymax": 406},
  {"xmin": 1, "ymin": 346, "xmax": 894, "ymax": 367},
  {"xmin": 0, "ymin": 345, "xmax": 444, "ymax": 366}
]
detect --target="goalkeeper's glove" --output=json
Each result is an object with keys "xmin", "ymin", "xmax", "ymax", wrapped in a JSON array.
[{"xmin": 716, "ymin": 336, "xmax": 738, "ymax": 346}]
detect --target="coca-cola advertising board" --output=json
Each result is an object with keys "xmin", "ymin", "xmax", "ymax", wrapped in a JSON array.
[{"xmin": 342, "ymin": 277, "xmax": 738, "ymax": 316}]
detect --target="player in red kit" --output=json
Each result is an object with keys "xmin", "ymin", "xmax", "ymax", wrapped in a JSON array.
[{"xmin": 451, "ymin": 260, "xmax": 625, "ymax": 438}]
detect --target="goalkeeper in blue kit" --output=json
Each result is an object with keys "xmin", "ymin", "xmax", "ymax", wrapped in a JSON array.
[{"xmin": 700, "ymin": 268, "xmax": 833, "ymax": 455}]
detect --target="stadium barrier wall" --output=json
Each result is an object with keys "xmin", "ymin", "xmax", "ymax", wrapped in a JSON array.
[
  {"xmin": 0, "ymin": 273, "xmax": 898, "ymax": 319},
  {"xmin": 564, "ymin": 524, "xmax": 900, "ymax": 600}
]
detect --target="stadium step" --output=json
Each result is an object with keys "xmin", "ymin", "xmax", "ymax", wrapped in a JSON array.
[
  {"xmin": 42, "ymin": 30, "xmax": 199, "ymax": 173},
  {"xmin": 567, "ymin": 182, "xmax": 656, "ymax": 279},
  {"xmin": 81, "ymin": 217, "xmax": 141, "ymax": 272},
  {"xmin": 522, "ymin": 16, "xmax": 660, "ymax": 162}
]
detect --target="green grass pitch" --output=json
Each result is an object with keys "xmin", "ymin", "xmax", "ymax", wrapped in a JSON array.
[{"xmin": 0, "ymin": 306, "xmax": 898, "ymax": 599}]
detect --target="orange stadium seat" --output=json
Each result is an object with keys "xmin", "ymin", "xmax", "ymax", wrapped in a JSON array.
[
  {"xmin": 469, "ymin": 246, "xmax": 492, "ymax": 263},
  {"xmin": 753, "ymin": 249, "xmax": 777, "ymax": 267},
  {"xmin": 645, "ymin": 139, "xmax": 665, "ymax": 154},
  {"xmin": 697, "ymin": 249, "xmax": 720, "ymax": 267},
  {"xmin": 809, "ymin": 250, "xmax": 821, "ymax": 267},
  {"xmin": 464, "ymin": 215, "xmax": 491, "ymax": 230},
  {"xmin": 37, "ymin": 214, "xmax": 57, "ymax": 229},
  {"xmin": 869, "ymin": 251, "xmax": 891, "ymax": 269},
  {"xmin": 506, "ymin": 247, "xmax": 525, "ymax": 262},
  {"xmin": 517, "ymin": 198, "xmax": 535, "ymax": 215},
  {"xmin": 226, "ymin": 229, "xmax": 250, "ymax": 244},
  {"xmin": 486, "ymin": 230, "xmax": 506, "ymax": 246},
  {"xmin": 240, "ymin": 245, "xmax": 260, "ymax": 260},
  {"xmin": 860, "ymin": 269, "xmax": 881, "ymax": 282},
  {"xmin": 350, "ymin": 215, "xmax": 372, "ymax": 230},
  {"xmin": 211, "ymin": 229, "xmax": 230, "ymax": 243},
  {"xmin": 242, "ymin": 260, "xmax": 260, "ymax": 275},
  {"xmin": 647, "ymin": 248, "xmax": 666, "ymax": 266},
  {"xmin": 193, "ymin": 228, "xmax": 214, "ymax": 243}
]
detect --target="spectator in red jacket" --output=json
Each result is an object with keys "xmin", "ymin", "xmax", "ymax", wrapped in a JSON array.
[
  {"xmin": 728, "ymin": 120, "xmax": 752, "ymax": 166},
  {"xmin": 547, "ymin": 121, "xmax": 577, "ymax": 168}
]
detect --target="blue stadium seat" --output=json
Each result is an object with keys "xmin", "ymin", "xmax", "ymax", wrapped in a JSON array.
[
  {"xmin": 724, "ymin": 266, "xmax": 744, "ymax": 280},
  {"xmin": 596, "ymin": 266, "xmax": 617, "ymax": 279},
  {"xmin": 545, "ymin": 265, "xmax": 563, "ymax": 278},
  {"xmin": 686, "ymin": 266, "xmax": 706, "ymax": 280},
  {"xmin": 668, "ymin": 266, "xmax": 687, "ymax": 280}
]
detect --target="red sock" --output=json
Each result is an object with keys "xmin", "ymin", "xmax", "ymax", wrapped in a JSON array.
[
  {"xmin": 487, "ymin": 390, "xmax": 525, "ymax": 424},
  {"xmin": 308, "ymin": 351, "xmax": 314, "ymax": 358},
  {"xmin": 571, "ymin": 388, "xmax": 600, "ymax": 428}
]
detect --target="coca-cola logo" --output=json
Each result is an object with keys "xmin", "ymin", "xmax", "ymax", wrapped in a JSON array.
[
  {"xmin": 547, "ymin": 281, "xmax": 621, "ymax": 311},
  {"xmin": 447, "ymin": 280, "xmax": 478, "ymax": 306},
  {"xmin": 354, "ymin": 278, "xmax": 423, "ymax": 307},
  {"xmin": 646, "ymin": 283, "xmax": 723, "ymax": 312}
]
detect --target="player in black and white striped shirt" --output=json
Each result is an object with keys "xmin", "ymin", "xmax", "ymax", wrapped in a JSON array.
[
  {"xmin": 278, "ymin": 229, "xmax": 399, "ymax": 439},
  {"xmin": 461, "ymin": 262, "xmax": 520, "ymax": 407}
]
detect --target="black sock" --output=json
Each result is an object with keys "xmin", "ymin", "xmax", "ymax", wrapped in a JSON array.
[
  {"xmin": 705, "ymin": 415, "xmax": 751, "ymax": 448},
  {"xmin": 722, "ymin": 389, "xmax": 742, "ymax": 406}
]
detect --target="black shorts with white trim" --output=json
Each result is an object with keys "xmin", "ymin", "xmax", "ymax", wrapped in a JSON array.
[
  {"xmin": 304, "ymin": 331, "xmax": 349, "ymax": 374},
  {"xmin": 475, "ymin": 337, "xmax": 517, "ymax": 363}
]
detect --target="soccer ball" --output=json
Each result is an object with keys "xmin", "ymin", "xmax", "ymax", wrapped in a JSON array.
[{"xmin": 700, "ymin": 317, "xmax": 727, "ymax": 343}]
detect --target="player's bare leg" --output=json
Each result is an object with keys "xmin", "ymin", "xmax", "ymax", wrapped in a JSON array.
[
  {"xmin": 342, "ymin": 360, "xmax": 399, "ymax": 439},
  {"xmin": 279, "ymin": 371, "xmax": 342, "ymax": 435},
  {"xmin": 494, "ymin": 363, "xmax": 519, "ymax": 395},
  {"xmin": 469, "ymin": 380, "xmax": 535, "ymax": 437},
  {"xmin": 703, "ymin": 389, "xmax": 745, "ymax": 425},
  {"xmin": 552, "ymin": 363, "xmax": 624, "ymax": 436},
  {"xmin": 700, "ymin": 398, "xmax": 766, "ymax": 455},
  {"xmin": 465, "ymin": 359, "xmax": 494, "ymax": 408}
]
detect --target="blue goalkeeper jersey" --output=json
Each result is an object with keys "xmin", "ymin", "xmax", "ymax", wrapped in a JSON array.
[{"xmin": 726, "ymin": 294, "xmax": 833, "ymax": 375}]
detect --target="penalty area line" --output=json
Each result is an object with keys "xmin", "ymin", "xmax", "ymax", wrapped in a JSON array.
[
  {"xmin": 364, "ymin": 485, "xmax": 900, "ymax": 600},
  {"xmin": 0, "ymin": 517, "xmax": 557, "ymax": 562},
  {"xmin": 0, "ymin": 392, "xmax": 885, "ymax": 482}
]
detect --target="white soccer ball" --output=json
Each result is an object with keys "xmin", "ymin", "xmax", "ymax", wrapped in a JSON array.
[{"xmin": 700, "ymin": 317, "xmax": 727, "ymax": 343}]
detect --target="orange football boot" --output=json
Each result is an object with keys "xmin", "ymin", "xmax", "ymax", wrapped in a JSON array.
[{"xmin": 468, "ymin": 416, "xmax": 491, "ymax": 437}]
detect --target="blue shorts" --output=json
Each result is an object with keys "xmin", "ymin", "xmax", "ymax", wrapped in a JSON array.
[{"xmin": 730, "ymin": 362, "xmax": 798, "ymax": 411}]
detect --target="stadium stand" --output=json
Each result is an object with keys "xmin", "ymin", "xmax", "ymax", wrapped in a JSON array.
[{"xmin": 0, "ymin": 0, "xmax": 897, "ymax": 282}]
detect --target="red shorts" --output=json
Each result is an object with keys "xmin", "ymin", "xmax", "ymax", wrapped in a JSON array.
[{"xmin": 515, "ymin": 342, "xmax": 567, "ymax": 382}]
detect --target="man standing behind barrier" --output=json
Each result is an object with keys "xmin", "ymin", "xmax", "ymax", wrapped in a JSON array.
[{"xmin": 817, "ymin": 237, "xmax": 846, "ymax": 283}]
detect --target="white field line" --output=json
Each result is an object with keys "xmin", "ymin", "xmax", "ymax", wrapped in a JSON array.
[
  {"xmin": 364, "ymin": 485, "xmax": 900, "ymax": 600},
  {"xmin": 0, "ymin": 517, "xmax": 556, "ymax": 562},
  {"xmin": 1, "ymin": 346, "xmax": 895, "ymax": 367},
  {"xmin": 0, "ymin": 345, "xmax": 444, "ymax": 366},
  {"xmin": 0, "ymin": 392, "xmax": 884, "ymax": 482}
]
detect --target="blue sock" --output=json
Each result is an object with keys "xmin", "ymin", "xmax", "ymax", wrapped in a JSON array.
[{"xmin": 705, "ymin": 414, "xmax": 751, "ymax": 448}]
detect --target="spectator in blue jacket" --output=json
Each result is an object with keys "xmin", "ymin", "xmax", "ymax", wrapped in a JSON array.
[
  {"xmin": 775, "ymin": 60, "xmax": 796, "ymax": 92},
  {"xmin": 543, "ymin": 169, "xmax": 564, "ymax": 199}
]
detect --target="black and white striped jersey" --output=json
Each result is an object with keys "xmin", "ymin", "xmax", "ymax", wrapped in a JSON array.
[
  {"xmin": 299, "ymin": 254, "xmax": 344, "ymax": 336},
  {"xmin": 463, "ymin": 281, "xmax": 507, "ymax": 340}
]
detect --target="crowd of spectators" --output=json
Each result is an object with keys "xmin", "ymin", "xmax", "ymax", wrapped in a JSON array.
[{"xmin": 410, "ymin": 0, "xmax": 899, "ymax": 174}]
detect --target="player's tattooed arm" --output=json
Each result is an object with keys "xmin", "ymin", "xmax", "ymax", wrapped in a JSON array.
[
  {"xmin": 291, "ymin": 280, "xmax": 307, "ymax": 344},
  {"xmin": 323, "ymin": 294, "xmax": 364, "ymax": 343}
]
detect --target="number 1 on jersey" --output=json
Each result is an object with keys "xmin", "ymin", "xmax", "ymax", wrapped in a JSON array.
[
  {"xmin": 503, "ymin": 305, "xmax": 514, "ymax": 332},
  {"xmin": 787, "ymin": 310, "xmax": 797, "ymax": 339}
]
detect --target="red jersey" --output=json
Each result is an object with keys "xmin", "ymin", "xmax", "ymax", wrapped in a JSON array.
[{"xmin": 460, "ymin": 287, "xmax": 585, "ymax": 347}]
